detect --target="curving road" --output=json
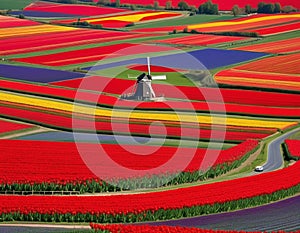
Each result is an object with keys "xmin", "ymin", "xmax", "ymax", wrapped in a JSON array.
[{"xmin": 263, "ymin": 127, "xmax": 300, "ymax": 172}]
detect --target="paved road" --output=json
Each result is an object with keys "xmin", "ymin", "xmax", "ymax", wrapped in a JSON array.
[{"xmin": 263, "ymin": 127, "xmax": 300, "ymax": 172}]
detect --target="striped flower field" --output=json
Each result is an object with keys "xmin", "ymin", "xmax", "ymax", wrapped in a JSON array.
[
  {"xmin": 0, "ymin": 2, "xmax": 299, "ymax": 232},
  {"xmin": 188, "ymin": 14, "xmax": 300, "ymax": 36},
  {"xmin": 215, "ymin": 53, "xmax": 300, "ymax": 91}
]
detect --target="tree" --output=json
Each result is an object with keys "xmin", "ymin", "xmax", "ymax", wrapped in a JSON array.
[
  {"xmin": 165, "ymin": 0, "xmax": 172, "ymax": 9},
  {"xmin": 245, "ymin": 4, "xmax": 252, "ymax": 14},
  {"xmin": 257, "ymin": 2, "xmax": 275, "ymax": 13},
  {"xmin": 115, "ymin": 0, "xmax": 120, "ymax": 7},
  {"xmin": 265, "ymin": 3, "xmax": 275, "ymax": 13},
  {"xmin": 274, "ymin": 2, "xmax": 281, "ymax": 13},
  {"xmin": 205, "ymin": 0, "xmax": 213, "ymax": 13},
  {"xmin": 154, "ymin": 1, "xmax": 159, "ymax": 10},
  {"xmin": 198, "ymin": 0, "xmax": 218, "ymax": 15},
  {"xmin": 211, "ymin": 3, "xmax": 218, "ymax": 14},
  {"xmin": 257, "ymin": 2, "xmax": 265, "ymax": 13},
  {"xmin": 232, "ymin": 5, "xmax": 241, "ymax": 16},
  {"xmin": 178, "ymin": 0, "xmax": 189, "ymax": 10}
]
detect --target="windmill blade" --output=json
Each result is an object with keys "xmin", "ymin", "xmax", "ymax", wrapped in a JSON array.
[
  {"xmin": 128, "ymin": 73, "xmax": 146, "ymax": 81},
  {"xmin": 147, "ymin": 57, "xmax": 151, "ymax": 76},
  {"xmin": 151, "ymin": 75, "xmax": 167, "ymax": 80},
  {"xmin": 145, "ymin": 81, "xmax": 156, "ymax": 98}
]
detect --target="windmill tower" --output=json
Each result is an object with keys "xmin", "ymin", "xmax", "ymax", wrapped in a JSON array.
[{"xmin": 121, "ymin": 57, "xmax": 166, "ymax": 101}]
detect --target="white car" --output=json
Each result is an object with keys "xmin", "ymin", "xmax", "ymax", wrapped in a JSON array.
[{"xmin": 255, "ymin": 166, "xmax": 264, "ymax": 172}]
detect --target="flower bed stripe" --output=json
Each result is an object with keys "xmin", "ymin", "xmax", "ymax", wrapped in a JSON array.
[
  {"xmin": 188, "ymin": 14, "xmax": 300, "ymax": 36},
  {"xmin": 0, "ymin": 15, "xmax": 40, "ymax": 28},
  {"xmin": 215, "ymin": 69, "xmax": 300, "ymax": 92},
  {"xmin": 89, "ymin": 223, "xmax": 300, "ymax": 233},
  {"xmin": 0, "ymin": 24, "xmax": 77, "ymax": 39},
  {"xmin": 0, "ymin": 29, "xmax": 144, "ymax": 56},
  {"xmin": 0, "ymin": 102, "xmax": 273, "ymax": 147},
  {"xmin": 24, "ymin": 1, "xmax": 128, "ymax": 16},
  {"xmin": 0, "ymin": 92, "xmax": 296, "ymax": 129},
  {"xmin": 0, "ymin": 64, "xmax": 83, "ymax": 83},
  {"xmin": 127, "ymin": 65, "xmax": 182, "ymax": 72},
  {"xmin": 0, "ymin": 160, "xmax": 299, "ymax": 222},
  {"xmin": 55, "ymin": 11, "xmax": 181, "ymax": 28},
  {"xmin": 13, "ymin": 43, "xmax": 174, "ymax": 66},
  {"xmin": 250, "ymin": 21, "xmax": 300, "ymax": 36},
  {"xmin": 236, "ymin": 53, "xmax": 300, "ymax": 75},
  {"xmin": 9, "ymin": 10, "xmax": 81, "ymax": 18},
  {"xmin": 284, "ymin": 139, "xmax": 300, "ymax": 160},
  {"xmin": 0, "ymin": 119, "xmax": 32, "ymax": 134},
  {"xmin": 133, "ymin": 25, "xmax": 187, "ymax": 33},
  {"xmin": 215, "ymin": 53, "xmax": 300, "ymax": 91},
  {"xmin": 51, "ymin": 76, "xmax": 300, "ymax": 107},
  {"xmin": 155, "ymin": 34, "xmax": 249, "ymax": 46},
  {"xmin": 0, "ymin": 139, "xmax": 258, "ymax": 191},
  {"xmin": 1, "ymin": 79, "xmax": 299, "ymax": 118},
  {"xmin": 234, "ymin": 37, "xmax": 300, "ymax": 54}
]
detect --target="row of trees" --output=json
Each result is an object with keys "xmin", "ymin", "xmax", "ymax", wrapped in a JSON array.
[
  {"xmin": 232, "ymin": 2, "xmax": 297, "ymax": 16},
  {"xmin": 45, "ymin": 0, "xmax": 297, "ymax": 14},
  {"xmin": 97, "ymin": 0, "xmax": 219, "ymax": 14},
  {"xmin": 177, "ymin": 0, "xmax": 219, "ymax": 15},
  {"xmin": 97, "ymin": 0, "xmax": 297, "ymax": 15}
]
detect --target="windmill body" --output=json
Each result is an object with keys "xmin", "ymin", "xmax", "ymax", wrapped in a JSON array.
[{"xmin": 120, "ymin": 57, "xmax": 166, "ymax": 102}]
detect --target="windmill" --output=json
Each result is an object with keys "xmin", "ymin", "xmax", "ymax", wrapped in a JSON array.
[{"xmin": 120, "ymin": 57, "xmax": 166, "ymax": 101}]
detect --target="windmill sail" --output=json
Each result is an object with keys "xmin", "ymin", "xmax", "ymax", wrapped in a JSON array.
[{"xmin": 145, "ymin": 81, "xmax": 156, "ymax": 98}]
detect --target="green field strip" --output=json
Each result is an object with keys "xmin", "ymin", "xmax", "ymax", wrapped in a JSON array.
[
  {"xmin": 0, "ymin": 0, "xmax": 34, "ymax": 10},
  {"xmin": 99, "ymin": 67, "xmax": 196, "ymax": 86}
]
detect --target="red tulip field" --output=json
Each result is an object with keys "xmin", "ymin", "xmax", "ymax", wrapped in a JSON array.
[{"xmin": 0, "ymin": 1, "xmax": 299, "ymax": 232}]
